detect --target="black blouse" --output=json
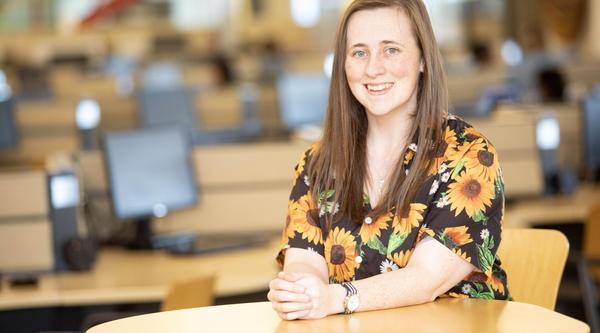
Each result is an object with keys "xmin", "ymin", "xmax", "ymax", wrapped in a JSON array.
[{"xmin": 277, "ymin": 115, "xmax": 511, "ymax": 300}]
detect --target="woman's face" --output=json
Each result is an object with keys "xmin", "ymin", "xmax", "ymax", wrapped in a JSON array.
[{"xmin": 344, "ymin": 7, "xmax": 423, "ymax": 119}]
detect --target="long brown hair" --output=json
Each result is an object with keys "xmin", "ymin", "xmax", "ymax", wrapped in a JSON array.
[{"xmin": 309, "ymin": 0, "xmax": 448, "ymax": 225}]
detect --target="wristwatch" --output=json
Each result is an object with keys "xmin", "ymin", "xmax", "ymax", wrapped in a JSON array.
[{"xmin": 341, "ymin": 282, "xmax": 359, "ymax": 314}]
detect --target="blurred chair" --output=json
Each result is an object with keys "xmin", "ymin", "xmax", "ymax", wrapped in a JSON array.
[
  {"xmin": 497, "ymin": 228, "xmax": 569, "ymax": 310},
  {"xmin": 579, "ymin": 204, "xmax": 600, "ymax": 333},
  {"xmin": 81, "ymin": 275, "xmax": 215, "ymax": 331},
  {"xmin": 161, "ymin": 275, "xmax": 215, "ymax": 311}
]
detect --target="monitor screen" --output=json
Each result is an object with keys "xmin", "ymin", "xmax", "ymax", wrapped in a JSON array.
[
  {"xmin": 138, "ymin": 87, "xmax": 197, "ymax": 134},
  {"xmin": 103, "ymin": 127, "xmax": 198, "ymax": 220},
  {"xmin": 276, "ymin": 72, "xmax": 329, "ymax": 130},
  {"xmin": 0, "ymin": 99, "xmax": 18, "ymax": 150},
  {"xmin": 583, "ymin": 92, "xmax": 600, "ymax": 170}
]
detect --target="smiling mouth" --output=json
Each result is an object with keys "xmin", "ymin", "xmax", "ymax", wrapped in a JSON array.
[{"xmin": 365, "ymin": 83, "xmax": 394, "ymax": 94}]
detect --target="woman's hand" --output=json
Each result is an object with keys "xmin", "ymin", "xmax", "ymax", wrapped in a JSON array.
[
  {"xmin": 268, "ymin": 271, "xmax": 313, "ymax": 320},
  {"xmin": 269, "ymin": 271, "xmax": 345, "ymax": 320}
]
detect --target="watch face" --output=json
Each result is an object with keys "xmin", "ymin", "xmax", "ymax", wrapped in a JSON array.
[{"xmin": 348, "ymin": 295, "xmax": 360, "ymax": 311}]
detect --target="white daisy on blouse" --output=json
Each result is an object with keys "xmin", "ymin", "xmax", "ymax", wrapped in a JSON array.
[
  {"xmin": 436, "ymin": 194, "xmax": 450, "ymax": 208},
  {"xmin": 429, "ymin": 179, "xmax": 439, "ymax": 195},
  {"xmin": 379, "ymin": 259, "xmax": 400, "ymax": 274},
  {"xmin": 408, "ymin": 143, "xmax": 418, "ymax": 152},
  {"xmin": 441, "ymin": 171, "xmax": 451, "ymax": 183},
  {"xmin": 480, "ymin": 229, "xmax": 490, "ymax": 240},
  {"xmin": 330, "ymin": 203, "xmax": 340, "ymax": 215},
  {"xmin": 462, "ymin": 283, "xmax": 472, "ymax": 294},
  {"xmin": 438, "ymin": 163, "xmax": 448, "ymax": 174},
  {"xmin": 303, "ymin": 175, "xmax": 310, "ymax": 186}
]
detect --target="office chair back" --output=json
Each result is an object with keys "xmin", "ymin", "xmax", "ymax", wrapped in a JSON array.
[
  {"xmin": 585, "ymin": 204, "xmax": 600, "ymax": 279},
  {"xmin": 161, "ymin": 275, "xmax": 216, "ymax": 312},
  {"xmin": 497, "ymin": 228, "xmax": 569, "ymax": 310}
]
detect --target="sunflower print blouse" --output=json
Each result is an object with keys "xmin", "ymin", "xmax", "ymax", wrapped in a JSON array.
[{"xmin": 277, "ymin": 115, "xmax": 511, "ymax": 301}]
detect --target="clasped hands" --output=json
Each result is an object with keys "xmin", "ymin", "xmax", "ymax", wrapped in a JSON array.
[{"xmin": 267, "ymin": 271, "xmax": 342, "ymax": 320}]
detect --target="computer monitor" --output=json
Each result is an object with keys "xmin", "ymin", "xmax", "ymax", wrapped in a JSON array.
[
  {"xmin": 138, "ymin": 87, "xmax": 197, "ymax": 137},
  {"xmin": 276, "ymin": 72, "xmax": 329, "ymax": 130},
  {"xmin": 103, "ymin": 127, "xmax": 198, "ymax": 248},
  {"xmin": 0, "ymin": 98, "xmax": 18, "ymax": 150},
  {"xmin": 582, "ymin": 91, "xmax": 600, "ymax": 180}
]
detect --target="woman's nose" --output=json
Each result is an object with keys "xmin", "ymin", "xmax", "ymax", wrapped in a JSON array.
[{"xmin": 365, "ymin": 52, "xmax": 385, "ymax": 77}]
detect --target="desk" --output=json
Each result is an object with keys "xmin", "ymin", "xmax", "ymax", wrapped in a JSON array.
[
  {"xmin": 505, "ymin": 184, "xmax": 600, "ymax": 228},
  {"xmin": 0, "ymin": 239, "xmax": 281, "ymax": 311},
  {"xmin": 87, "ymin": 299, "xmax": 590, "ymax": 333}
]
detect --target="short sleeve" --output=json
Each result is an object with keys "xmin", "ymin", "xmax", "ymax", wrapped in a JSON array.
[
  {"xmin": 276, "ymin": 144, "xmax": 325, "ymax": 267},
  {"xmin": 422, "ymin": 135, "xmax": 504, "ymax": 277}
]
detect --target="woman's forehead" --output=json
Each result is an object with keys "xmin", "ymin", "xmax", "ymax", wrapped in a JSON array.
[{"xmin": 346, "ymin": 7, "xmax": 416, "ymax": 47}]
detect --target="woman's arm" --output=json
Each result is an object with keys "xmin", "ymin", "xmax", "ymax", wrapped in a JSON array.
[{"xmin": 270, "ymin": 237, "xmax": 475, "ymax": 320}]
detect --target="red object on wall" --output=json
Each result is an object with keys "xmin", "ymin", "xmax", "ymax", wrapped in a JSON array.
[{"xmin": 80, "ymin": 0, "xmax": 139, "ymax": 28}]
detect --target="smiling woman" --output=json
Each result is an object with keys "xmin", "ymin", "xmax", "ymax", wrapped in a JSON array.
[{"xmin": 268, "ymin": 0, "xmax": 511, "ymax": 321}]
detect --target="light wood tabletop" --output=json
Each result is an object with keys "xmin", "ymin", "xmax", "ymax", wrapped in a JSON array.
[
  {"xmin": 505, "ymin": 184, "xmax": 600, "ymax": 228},
  {"xmin": 0, "ymin": 238, "xmax": 281, "ymax": 311},
  {"xmin": 87, "ymin": 298, "xmax": 590, "ymax": 333}
]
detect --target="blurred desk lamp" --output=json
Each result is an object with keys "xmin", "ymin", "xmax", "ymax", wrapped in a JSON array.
[
  {"xmin": 0, "ymin": 69, "xmax": 19, "ymax": 150},
  {"xmin": 536, "ymin": 115, "xmax": 561, "ymax": 194},
  {"xmin": 75, "ymin": 98, "xmax": 101, "ymax": 151}
]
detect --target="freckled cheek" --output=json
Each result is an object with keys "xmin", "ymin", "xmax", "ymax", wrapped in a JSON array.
[
  {"xmin": 344, "ymin": 61, "xmax": 364, "ymax": 84},
  {"xmin": 387, "ymin": 62, "xmax": 410, "ymax": 78}
]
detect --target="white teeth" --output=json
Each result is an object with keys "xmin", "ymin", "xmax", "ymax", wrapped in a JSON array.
[{"xmin": 366, "ymin": 83, "xmax": 393, "ymax": 91}]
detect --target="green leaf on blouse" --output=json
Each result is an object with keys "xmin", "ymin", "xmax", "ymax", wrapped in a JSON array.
[
  {"xmin": 387, "ymin": 233, "xmax": 407, "ymax": 256},
  {"xmin": 472, "ymin": 210, "xmax": 488, "ymax": 225},
  {"xmin": 367, "ymin": 236, "xmax": 387, "ymax": 256},
  {"xmin": 477, "ymin": 236, "xmax": 495, "ymax": 274},
  {"xmin": 469, "ymin": 282, "xmax": 494, "ymax": 300},
  {"xmin": 495, "ymin": 175, "xmax": 504, "ymax": 195},
  {"xmin": 363, "ymin": 192, "xmax": 370, "ymax": 205},
  {"xmin": 451, "ymin": 159, "xmax": 465, "ymax": 180}
]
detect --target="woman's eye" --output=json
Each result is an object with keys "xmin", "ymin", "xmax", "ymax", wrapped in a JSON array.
[
  {"xmin": 353, "ymin": 50, "xmax": 367, "ymax": 58},
  {"xmin": 386, "ymin": 47, "xmax": 400, "ymax": 55}
]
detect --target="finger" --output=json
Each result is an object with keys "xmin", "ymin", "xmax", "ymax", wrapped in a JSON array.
[
  {"xmin": 279, "ymin": 271, "xmax": 304, "ymax": 282},
  {"xmin": 269, "ymin": 290, "xmax": 311, "ymax": 303},
  {"xmin": 271, "ymin": 301, "xmax": 313, "ymax": 313},
  {"xmin": 270, "ymin": 278, "xmax": 306, "ymax": 293},
  {"xmin": 284, "ymin": 309, "xmax": 311, "ymax": 321}
]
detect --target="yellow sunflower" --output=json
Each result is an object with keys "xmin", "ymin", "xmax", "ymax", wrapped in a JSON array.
[
  {"xmin": 452, "ymin": 247, "xmax": 472, "ymax": 263},
  {"xmin": 290, "ymin": 192, "xmax": 323, "ymax": 245},
  {"xmin": 324, "ymin": 227, "xmax": 358, "ymax": 282},
  {"xmin": 359, "ymin": 213, "xmax": 390, "ymax": 243},
  {"xmin": 428, "ymin": 127, "xmax": 459, "ymax": 176},
  {"xmin": 463, "ymin": 127, "xmax": 483, "ymax": 141},
  {"xmin": 460, "ymin": 138, "xmax": 500, "ymax": 183},
  {"xmin": 489, "ymin": 274, "xmax": 505, "ymax": 295},
  {"xmin": 392, "ymin": 203, "xmax": 427, "ymax": 235},
  {"xmin": 447, "ymin": 171, "xmax": 494, "ymax": 217},
  {"xmin": 293, "ymin": 154, "xmax": 306, "ymax": 180},
  {"xmin": 391, "ymin": 250, "xmax": 412, "ymax": 268},
  {"xmin": 403, "ymin": 149, "xmax": 415, "ymax": 166},
  {"xmin": 446, "ymin": 292, "xmax": 470, "ymax": 299},
  {"xmin": 293, "ymin": 143, "xmax": 319, "ymax": 180},
  {"xmin": 442, "ymin": 226, "xmax": 473, "ymax": 247}
]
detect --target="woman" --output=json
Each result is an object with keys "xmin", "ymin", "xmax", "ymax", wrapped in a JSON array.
[{"xmin": 268, "ymin": 0, "xmax": 510, "ymax": 320}]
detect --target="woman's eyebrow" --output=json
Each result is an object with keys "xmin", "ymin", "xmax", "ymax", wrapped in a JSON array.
[
  {"xmin": 381, "ymin": 40, "xmax": 405, "ymax": 48},
  {"xmin": 348, "ymin": 42, "xmax": 368, "ymax": 49}
]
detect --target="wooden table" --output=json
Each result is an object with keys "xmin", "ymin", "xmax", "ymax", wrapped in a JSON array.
[
  {"xmin": 87, "ymin": 299, "xmax": 590, "ymax": 333},
  {"xmin": 505, "ymin": 184, "xmax": 600, "ymax": 228},
  {"xmin": 0, "ymin": 239, "xmax": 281, "ymax": 311}
]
